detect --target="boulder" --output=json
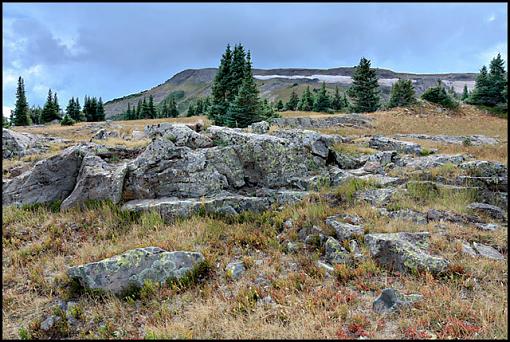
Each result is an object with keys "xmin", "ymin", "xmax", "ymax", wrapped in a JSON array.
[
  {"xmin": 471, "ymin": 242, "xmax": 505, "ymax": 260},
  {"xmin": 325, "ymin": 216, "xmax": 364, "ymax": 242},
  {"xmin": 324, "ymin": 237, "xmax": 351, "ymax": 264},
  {"xmin": 426, "ymin": 209, "xmax": 483, "ymax": 224},
  {"xmin": 467, "ymin": 202, "xmax": 507, "ymax": 221},
  {"xmin": 67, "ymin": 247, "xmax": 205, "ymax": 295},
  {"xmin": 364, "ymin": 232, "xmax": 448, "ymax": 274},
  {"xmin": 398, "ymin": 154, "xmax": 466, "ymax": 170},
  {"xmin": 2, "ymin": 128, "xmax": 65, "ymax": 159},
  {"xmin": 394, "ymin": 134, "xmax": 499, "ymax": 146},
  {"xmin": 249, "ymin": 121, "xmax": 270, "ymax": 134},
  {"xmin": 3, "ymin": 145, "xmax": 87, "ymax": 206},
  {"xmin": 91, "ymin": 128, "xmax": 119, "ymax": 140},
  {"xmin": 459, "ymin": 160, "xmax": 507, "ymax": 178},
  {"xmin": 271, "ymin": 114, "xmax": 373, "ymax": 129},
  {"xmin": 356, "ymin": 188, "xmax": 397, "ymax": 206},
  {"xmin": 60, "ymin": 154, "xmax": 128, "ymax": 210},
  {"xmin": 378, "ymin": 208, "xmax": 428, "ymax": 225}
]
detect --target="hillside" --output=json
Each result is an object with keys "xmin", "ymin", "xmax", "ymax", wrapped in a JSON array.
[{"xmin": 104, "ymin": 67, "xmax": 477, "ymax": 118}]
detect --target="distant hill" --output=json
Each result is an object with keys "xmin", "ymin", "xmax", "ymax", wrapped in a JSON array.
[{"xmin": 104, "ymin": 67, "xmax": 477, "ymax": 118}]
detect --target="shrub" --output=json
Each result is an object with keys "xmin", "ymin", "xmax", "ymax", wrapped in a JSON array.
[
  {"xmin": 421, "ymin": 82, "xmax": 459, "ymax": 109},
  {"xmin": 60, "ymin": 114, "xmax": 75, "ymax": 126}
]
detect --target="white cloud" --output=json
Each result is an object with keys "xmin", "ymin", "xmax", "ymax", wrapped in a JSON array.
[
  {"xmin": 3, "ymin": 106, "xmax": 13, "ymax": 118},
  {"xmin": 478, "ymin": 42, "xmax": 507, "ymax": 66},
  {"xmin": 488, "ymin": 14, "xmax": 496, "ymax": 22}
]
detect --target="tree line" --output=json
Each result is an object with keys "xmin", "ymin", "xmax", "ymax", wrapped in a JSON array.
[{"xmin": 120, "ymin": 95, "xmax": 179, "ymax": 120}]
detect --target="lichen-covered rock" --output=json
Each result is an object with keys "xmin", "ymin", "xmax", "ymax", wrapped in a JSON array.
[
  {"xmin": 2, "ymin": 128, "xmax": 66, "ymax": 159},
  {"xmin": 144, "ymin": 123, "xmax": 213, "ymax": 149},
  {"xmin": 467, "ymin": 202, "xmax": 507, "ymax": 221},
  {"xmin": 324, "ymin": 237, "xmax": 351, "ymax": 264},
  {"xmin": 378, "ymin": 208, "xmax": 428, "ymax": 225},
  {"xmin": 398, "ymin": 154, "xmax": 466, "ymax": 170},
  {"xmin": 67, "ymin": 247, "xmax": 205, "ymax": 295},
  {"xmin": 205, "ymin": 146, "xmax": 246, "ymax": 188},
  {"xmin": 394, "ymin": 134, "xmax": 499, "ymax": 146},
  {"xmin": 249, "ymin": 121, "xmax": 270, "ymax": 134},
  {"xmin": 328, "ymin": 166, "xmax": 354, "ymax": 186},
  {"xmin": 121, "ymin": 193, "xmax": 272, "ymax": 222},
  {"xmin": 91, "ymin": 128, "xmax": 119, "ymax": 140},
  {"xmin": 225, "ymin": 261, "xmax": 246, "ymax": 280},
  {"xmin": 426, "ymin": 209, "xmax": 483, "ymax": 224},
  {"xmin": 358, "ymin": 174, "xmax": 401, "ymax": 186},
  {"xmin": 60, "ymin": 154, "xmax": 128, "ymax": 210},
  {"xmin": 364, "ymin": 232, "xmax": 448, "ymax": 274},
  {"xmin": 356, "ymin": 188, "xmax": 397, "ymax": 206},
  {"xmin": 333, "ymin": 152, "xmax": 365, "ymax": 169},
  {"xmin": 373, "ymin": 288, "xmax": 423, "ymax": 313},
  {"xmin": 325, "ymin": 217, "xmax": 364, "ymax": 242},
  {"xmin": 369, "ymin": 136, "xmax": 422, "ymax": 155},
  {"xmin": 3, "ymin": 145, "xmax": 87, "ymax": 206},
  {"xmin": 272, "ymin": 114, "xmax": 373, "ymax": 129},
  {"xmin": 123, "ymin": 139, "xmax": 230, "ymax": 199},
  {"xmin": 271, "ymin": 129, "xmax": 340, "ymax": 158},
  {"xmin": 459, "ymin": 160, "xmax": 507, "ymax": 178}
]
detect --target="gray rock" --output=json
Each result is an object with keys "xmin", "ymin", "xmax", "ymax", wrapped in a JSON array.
[
  {"xmin": 394, "ymin": 134, "xmax": 498, "ymax": 146},
  {"xmin": 67, "ymin": 247, "xmax": 205, "ymax": 295},
  {"xmin": 398, "ymin": 154, "xmax": 466, "ymax": 170},
  {"xmin": 474, "ymin": 223, "xmax": 499, "ymax": 231},
  {"xmin": 272, "ymin": 114, "xmax": 373, "ymax": 129},
  {"xmin": 356, "ymin": 188, "xmax": 397, "ymax": 206},
  {"xmin": 317, "ymin": 260, "xmax": 335, "ymax": 273},
  {"xmin": 40, "ymin": 315, "xmax": 61, "ymax": 331},
  {"xmin": 324, "ymin": 237, "xmax": 351, "ymax": 264},
  {"xmin": 3, "ymin": 145, "xmax": 88, "ymax": 206},
  {"xmin": 461, "ymin": 242, "xmax": 478, "ymax": 257},
  {"xmin": 467, "ymin": 202, "xmax": 507, "ymax": 221},
  {"xmin": 364, "ymin": 232, "xmax": 448, "ymax": 274},
  {"xmin": 2, "ymin": 128, "xmax": 66, "ymax": 159},
  {"xmin": 328, "ymin": 166, "xmax": 354, "ymax": 186},
  {"xmin": 460, "ymin": 160, "xmax": 507, "ymax": 178},
  {"xmin": 472, "ymin": 242, "xmax": 504, "ymax": 260},
  {"xmin": 249, "ymin": 121, "xmax": 270, "ymax": 134},
  {"xmin": 92, "ymin": 128, "xmax": 119, "ymax": 140},
  {"xmin": 282, "ymin": 219, "xmax": 293, "ymax": 230},
  {"xmin": 333, "ymin": 152, "xmax": 365, "ymax": 169},
  {"xmin": 144, "ymin": 123, "xmax": 213, "ymax": 149},
  {"xmin": 373, "ymin": 288, "xmax": 423, "ymax": 313},
  {"xmin": 426, "ymin": 209, "xmax": 482, "ymax": 224},
  {"xmin": 60, "ymin": 154, "xmax": 128, "ymax": 210},
  {"xmin": 378, "ymin": 208, "xmax": 428, "ymax": 225},
  {"xmin": 325, "ymin": 217, "xmax": 364, "ymax": 242},
  {"xmin": 131, "ymin": 130, "xmax": 145, "ymax": 140},
  {"xmin": 225, "ymin": 261, "xmax": 246, "ymax": 280},
  {"xmin": 369, "ymin": 136, "xmax": 422, "ymax": 155},
  {"xmin": 358, "ymin": 174, "xmax": 401, "ymax": 186}
]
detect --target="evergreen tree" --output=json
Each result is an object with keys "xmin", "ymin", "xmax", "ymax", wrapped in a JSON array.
[
  {"xmin": 13, "ymin": 76, "xmax": 30, "ymax": 126},
  {"xmin": 140, "ymin": 97, "xmax": 150, "ymax": 119},
  {"xmin": 421, "ymin": 80, "xmax": 458, "ymax": 109},
  {"xmin": 60, "ymin": 114, "xmax": 75, "ymax": 126},
  {"xmin": 42, "ymin": 89, "xmax": 59, "ymax": 123},
  {"xmin": 387, "ymin": 79, "xmax": 416, "ymax": 108},
  {"xmin": 29, "ymin": 105, "xmax": 42, "ymax": 125},
  {"xmin": 187, "ymin": 103, "xmax": 196, "ymax": 117},
  {"xmin": 195, "ymin": 98, "xmax": 204, "ymax": 114},
  {"xmin": 3, "ymin": 115, "xmax": 10, "ymax": 128},
  {"xmin": 331, "ymin": 86, "xmax": 343, "ymax": 111},
  {"xmin": 66, "ymin": 97, "xmax": 75, "ymax": 119},
  {"xmin": 468, "ymin": 66, "xmax": 492, "ymax": 105},
  {"xmin": 298, "ymin": 86, "xmax": 314, "ymax": 111},
  {"xmin": 136, "ymin": 99, "xmax": 142, "ymax": 119},
  {"xmin": 348, "ymin": 57, "xmax": 380, "ymax": 112},
  {"xmin": 461, "ymin": 84, "xmax": 469, "ymax": 101},
  {"xmin": 285, "ymin": 89, "xmax": 299, "ymax": 111},
  {"xmin": 53, "ymin": 92, "xmax": 61, "ymax": 119},
  {"xmin": 89, "ymin": 97, "xmax": 98, "ymax": 121},
  {"xmin": 224, "ymin": 51, "xmax": 261, "ymax": 128},
  {"xmin": 276, "ymin": 99, "xmax": 284, "ymax": 111},
  {"xmin": 228, "ymin": 44, "xmax": 247, "ymax": 102},
  {"xmin": 148, "ymin": 95, "xmax": 156, "ymax": 119},
  {"xmin": 313, "ymin": 82, "xmax": 331, "ymax": 112},
  {"xmin": 259, "ymin": 98, "xmax": 279, "ymax": 121},
  {"xmin": 487, "ymin": 53, "xmax": 507, "ymax": 106},
  {"xmin": 342, "ymin": 93, "xmax": 349, "ymax": 109},
  {"xmin": 209, "ymin": 44, "xmax": 233, "ymax": 125},
  {"xmin": 96, "ymin": 98, "xmax": 105, "ymax": 121},
  {"xmin": 169, "ymin": 98, "xmax": 179, "ymax": 118}
]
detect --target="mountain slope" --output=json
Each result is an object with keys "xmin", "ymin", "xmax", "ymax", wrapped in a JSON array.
[{"xmin": 104, "ymin": 67, "xmax": 477, "ymax": 118}]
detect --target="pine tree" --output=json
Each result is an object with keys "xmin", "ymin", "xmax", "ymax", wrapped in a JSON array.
[
  {"xmin": 13, "ymin": 76, "xmax": 30, "ymax": 126},
  {"xmin": 53, "ymin": 92, "xmax": 61, "ymax": 119},
  {"xmin": 276, "ymin": 99, "xmax": 284, "ymax": 111},
  {"xmin": 225, "ymin": 51, "xmax": 261, "ymax": 128},
  {"xmin": 298, "ymin": 86, "xmax": 314, "ymax": 111},
  {"xmin": 169, "ymin": 98, "xmax": 179, "ymax": 118},
  {"xmin": 209, "ymin": 44, "xmax": 233, "ymax": 125},
  {"xmin": 487, "ymin": 53, "xmax": 506, "ymax": 106},
  {"xmin": 348, "ymin": 57, "xmax": 380, "ymax": 113},
  {"xmin": 468, "ymin": 66, "xmax": 492, "ymax": 105},
  {"xmin": 313, "ymin": 82, "xmax": 331, "ymax": 112},
  {"xmin": 228, "ymin": 44, "xmax": 247, "ymax": 102},
  {"xmin": 387, "ymin": 79, "xmax": 416, "ymax": 108},
  {"xmin": 421, "ymin": 80, "xmax": 458, "ymax": 109},
  {"xmin": 187, "ymin": 103, "xmax": 196, "ymax": 117},
  {"xmin": 29, "ymin": 106, "xmax": 42, "ymax": 125},
  {"xmin": 461, "ymin": 84, "xmax": 469, "ymax": 101},
  {"xmin": 95, "ymin": 98, "xmax": 105, "ymax": 121},
  {"xmin": 286, "ymin": 89, "xmax": 299, "ymax": 111},
  {"xmin": 136, "ymin": 99, "xmax": 142, "ymax": 119}
]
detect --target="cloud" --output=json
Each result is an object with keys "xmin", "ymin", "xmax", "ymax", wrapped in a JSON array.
[
  {"xmin": 488, "ymin": 14, "xmax": 496, "ymax": 22},
  {"xmin": 3, "ymin": 106, "xmax": 13, "ymax": 118},
  {"xmin": 478, "ymin": 42, "xmax": 508, "ymax": 67}
]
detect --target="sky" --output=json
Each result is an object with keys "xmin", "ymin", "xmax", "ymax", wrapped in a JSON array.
[{"xmin": 2, "ymin": 2, "xmax": 508, "ymax": 116}]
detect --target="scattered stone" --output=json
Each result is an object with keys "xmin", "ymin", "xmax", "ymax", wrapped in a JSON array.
[
  {"xmin": 40, "ymin": 315, "xmax": 61, "ymax": 332},
  {"xmin": 333, "ymin": 152, "xmax": 365, "ymax": 169},
  {"xmin": 460, "ymin": 160, "xmax": 507, "ymax": 178},
  {"xmin": 249, "ymin": 121, "xmax": 270, "ymax": 134},
  {"xmin": 461, "ymin": 242, "xmax": 478, "ymax": 257},
  {"xmin": 398, "ymin": 154, "xmax": 466, "ymax": 170},
  {"xmin": 358, "ymin": 174, "xmax": 401, "ymax": 186},
  {"xmin": 325, "ymin": 217, "xmax": 364, "ymax": 242},
  {"xmin": 472, "ymin": 242, "xmax": 505, "ymax": 260},
  {"xmin": 426, "ymin": 209, "xmax": 482, "ymax": 225},
  {"xmin": 317, "ymin": 260, "xmax": 335, "ymax": 273},
  {"xmin": 356, "ymin": 188, "xmax": 397, "ymax": 206},
  {"xmin": 92, "ymin": 128, "xmax": 119, "ymax": 140},
  {"xmin": 474, "ymin": 223, "xmax": 499, "ymax": 231},
  {"xmin": 131, "ymin": 130, "xmax": 145, "ymax": 140},
  {"xmin": 372, "ymin": 288, "xmax": 423, "ymax": 313},
  {"xmin": 282, "ymin": 219, "xmax": 293, "ymax": 230},
  {"xmin": 67, "ymin": 247, "xmax": 205, "ymax": 295},
  {"xmin": 225, "ymin": 261, "xmax": 246, "ymax": 280},
  {"xmin": 378, "ymin": 208, "xmax": 428, "ymax": 225},
  {"xmin": 324, "ymin": 237, "xmax": 351, "ymax": 264}
]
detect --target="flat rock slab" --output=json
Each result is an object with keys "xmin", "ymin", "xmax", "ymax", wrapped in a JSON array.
[
  {"xmin": 394, "ymin": 134, "xmax": 498, "ymax": 146},
  {"xmin": 356, "ymin": 188, "xmax": 397, "ymax": 206},
  {"xmin": 272, "ymin": 114, "xmax": 373, "ymax": 129},
  {"xmin": 378, "ymin": 208, "xmax": 428, "ymax": 225},
  {"xmin": 325, "ymin": 217, "xmax": 364, "ymax": 241},
  {"xmin": 472, "ymin": 242, "xmax": 505, "ymax": 260},
  {"xmin": 369, "ymin": 136, "xmax": 422, "ymax": 155},
  {"xmin": 67, "ymin": 247, "xmax": 205, "ymax": 295},
  {"xmin": 467, "ymin": 202, "xmax": 507, "ymax": 221}
]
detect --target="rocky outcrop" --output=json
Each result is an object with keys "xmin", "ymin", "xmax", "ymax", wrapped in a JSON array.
[
  {"xmin": 398, "ymin": 154, "xmax": 466, "ymax": 170},
  {"xmin": 364, "ymin": 232, "xmax": 448, "ymax": 274},
  {"xmin": 272, "ymin": 114, "xmax": 373, "ymax": 129},
  {"xmin": 2, "ymin": 128, "xmax": 66, "ymax": 159},
  {"xmin": 356, "ymin": 188, "xmax": 397, "ymax": 206},
  {"xmin": 60, "ymin": 155, "xmax": 128, "ymax": 210},
  {"xmin": 394, "ymin": 134, "xmax": 499, "ymax": 146},
  {"xmin": 67, "ymin": 247, "xmax": 205, "ymax": 295},
  {"xmin": 467, "ymin": 202, "xmax": 507, "ymax": 221},
  {"xmin": 144, "ymin": 123, "xmax": 213, "ymax": 149}
]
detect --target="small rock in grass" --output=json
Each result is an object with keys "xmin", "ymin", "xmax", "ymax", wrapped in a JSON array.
[
  {"xmin": 373, "ymin": 288, "xmax": 423, "ymax": 313},
  {"xmin": 225, "ymin": 261, "xmax": 246, "ymax": 280}
]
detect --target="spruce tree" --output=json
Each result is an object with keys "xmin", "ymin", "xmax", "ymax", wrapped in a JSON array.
[
  {"xmin": 148, "ymin": 95, "xmax": 156, "ymax": 119},
  {"xmin": 195, "ymin": 98, "xmax": 204, "ymax": 114},
  {"xmin": 169, "ymin": 98, "xmax": 179, "ymax": 118},
  {"xmin": 13, "ymin": 76, "xmax": 30, "ymax": 126},
  {"xmin": 187, "ymin": 103, "xmax": 196, "ymax": 117},
  {"xmin": 313, "ymin": 82, "xmax": 331, "ymax": 112},
  {"xmin": 286, "ymin": 89, "xmax": 299, "ymax": 111},
  {"xmin": 276, "ymin": 99, "xmax": 284, "ymax": 111},
  {"xmin": 29, "ymin": 106, "xmax": 42, "ymax": 125},
  {"xmin": 388, "ymin": 79, "xmax": 416, "ymax": 108},
  {"xmin": 331, "ymin": 86, "xmax": 343, "ymax": 111},
  {"xmin": 421, "ymin": 80, "xmax": 458, "ymax": 109},
  {"xmin": 461, "ymin": 84, "xmax": 469, "ymax": 101},
  {"xmin": 348, "ymin": 57, "xmax": 380, "ymax": 112},
  {"xmin": 225, "ymin": 51, "xmax": 260, "ymax": 128},
  {"xmin": 136, "ymin": 99, "xmax": 142, "ymax": 119},
  {"xmin": 42, "ymin": 89, "xmax": 59, "ymax": 123},
  {"xmin": 228, "ymin": 44, "xmax": 247, "ymax": 102},
  {"xmin": 487, "ymin": 53, "xmax": 506, "ymax": 106},
  {"xmin": 209, "ymin": 44, "xmax": 233, "ymax": 125},
  {"xmin": 298, "ymin": 86, "xmax": 314, "ymax": 111},
  {"xmin": 53, "ymin": 92, "xmax": 61, "ymax": 119},
  {"xmin": 468, "ymin": 66, "xmax": 492, "ymax": 105},
  {"xmin": 96, "ymin": 98, "xmax": 105, "ymax": 121}
]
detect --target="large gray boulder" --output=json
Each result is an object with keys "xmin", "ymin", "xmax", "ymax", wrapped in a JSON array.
[
  {"xmin": 2, "ymin": 128, "xmax": 65, "ymax": 159},
  {"xmin": 364, "ymin": 232, "xmax": 448, "ymax": 274},
  {"xmin": 123, "ymin": 139, "xmax": 230, "ymax": 199},
  {"xmin": 325, "ymin": 216, "xmax": 364, "ymax": 242},
  {"xmin": 398, "ymin": 154, "xmax": 466, "ymax": 170},
  {"xmin": 60, "ymin": 154, "xmax": 128, "ymax": 210},
  {"xmin": 3, "ymin": 145, "xmax": 87, "ymax": 206},
  {"xmin": 67, "ymin": 247, "xmax": 205, "ymax": 295},
  {"xmin": 249, "ymin": 121, "xmax": 270, "ymax": 134},
  {"xmin": 144, "ymin": 123, "xmax": 213, "ymax": 149},
  {"xmin": 271, "ymin": 129, "xmax": 342, "ymax": 158},
  {"xmin": 459, "ymin": 160, "xmax": 507, "ymax": 178}
]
